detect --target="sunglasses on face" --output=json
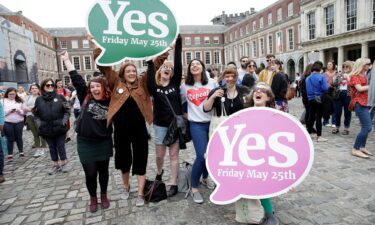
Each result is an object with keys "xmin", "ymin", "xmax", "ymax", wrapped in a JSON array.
[
  {"xmin": 241, "ymin": 60, "xmax": 247, "ymax": 63},
  {"xmin": 254, "ymin": 87, "xmax": 269, "ymax": 93},
  {"xmin": 248, "ymin": 64, "xmax": 256, "ymax": 68},
  {"xmin": 45, "ymin": 84, "xmax": 54, "ymax": 88}
]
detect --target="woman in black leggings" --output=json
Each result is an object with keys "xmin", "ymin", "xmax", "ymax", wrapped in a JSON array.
[{"xmin": 61, "ymin": 52, "xmax": 113, "ymax": 213}]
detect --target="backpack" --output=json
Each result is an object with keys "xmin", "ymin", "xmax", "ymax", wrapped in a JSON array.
[{"xmin": 177, "ymin": 161, "xmax": 192, "ymax": 198}]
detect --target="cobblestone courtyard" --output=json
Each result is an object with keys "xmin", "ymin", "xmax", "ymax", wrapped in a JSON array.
[{"xmin": 0, "ymin": 99, "xmax": 375, "ymax": 225}]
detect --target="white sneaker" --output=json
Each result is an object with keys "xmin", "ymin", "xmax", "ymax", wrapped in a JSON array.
[
  {"xmin": 331, "ymin": 124, "xmax": 336, "ymax": 128},
  {"xmin": 33, "ymin": 149, "xmax": 41, "ymax": 158},
  {"xmin": 39, "ymin": 149, "xmax": 45, "ymax": 156},
  {"xmin": 324, "ymin": 123, "xmax": 332, "ymax": 127}
]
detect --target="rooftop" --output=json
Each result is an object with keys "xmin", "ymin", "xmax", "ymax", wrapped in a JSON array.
[
  {"xmin": 45, "ymin": 27, "xmax": 88, "ymax": 37},
  {"xmin": 180, "ymin": 25, "xmax": 226, "ymax": 34}
]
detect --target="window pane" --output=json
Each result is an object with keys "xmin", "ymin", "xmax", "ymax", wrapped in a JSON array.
[
  {"xmin": 205, "ymin": 52, "xmax": 211, "ymax": 65},
  {"xmin": 308, "ymin": 12, "xmax": 316, "ymax": 40},
  {"xmin": 325, "ymin": 5, "xmax": 334, "ymax": 36},
  {"xmin": 84, "ymin": 56, "xmax": 91, "ymax": 70},
  {"xmin": 73, "ymin": 57, "xmax": 80, "ymax": 70},
  {"xmin": 346, "ymin": 0, "xmax": 357, "ymax": 31}
]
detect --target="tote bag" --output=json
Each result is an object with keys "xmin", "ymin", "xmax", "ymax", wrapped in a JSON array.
[
  {"xmin": 235, "ymin": 198, "xmax": 264, "ymax": 224},
  {"xmin": 209, "ymin": 102, "xmax": 228, "ymax": 137}
]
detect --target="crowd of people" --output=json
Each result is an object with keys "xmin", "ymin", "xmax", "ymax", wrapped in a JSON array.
[{"xmin": 0, "ymin": 35, "xmax": 374, "ymax": 224}]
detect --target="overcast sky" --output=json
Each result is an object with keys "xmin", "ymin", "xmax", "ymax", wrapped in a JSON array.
[{"xmin": 1, "ymin": 0, "xmax": 278, "ymax": 28}]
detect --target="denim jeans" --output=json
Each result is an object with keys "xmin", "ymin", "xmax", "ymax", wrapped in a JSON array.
[
  {"xmin": 307, "ymin": 100, "xmax": 324, "ymax": 136},
  {"xmin": 3, "ymin": 122, "xmax": 24, "ymax": 155},
  {"xmin": 189, "ymin": 121, "xmax": 210, "ymax": 188},
  {"xmin": 334, "ymin": 91, "xmax": 352, "ymax": 128},
  {"xmin": 0, "ymin": 138, "xmax": 3, "ymax": 176},
  {"xmin": 353, "ymin": 104, "xmax": 372, "ymax": 150}
]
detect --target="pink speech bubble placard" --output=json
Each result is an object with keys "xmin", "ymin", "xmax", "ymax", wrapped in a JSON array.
[{"xmin": 206, "ymin": 107, "xmax": 314, "ymax": 205}]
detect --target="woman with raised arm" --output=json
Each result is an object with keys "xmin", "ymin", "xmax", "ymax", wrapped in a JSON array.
[
  {"xmin": 61, "ymin": 51, "xmax": 113, "ymax": 212},
  {"xmin": 146, "ymin": 35, "xmax": 182, "ymax": 197},
  {"xmin": 93, "ymin": 46, "xmax": 153, "ymax": 207}
]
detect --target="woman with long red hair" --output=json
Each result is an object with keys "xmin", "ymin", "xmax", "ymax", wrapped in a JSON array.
[{"xmin": 61, "ymin": 51, "xmax": 113, "ymax": 213}]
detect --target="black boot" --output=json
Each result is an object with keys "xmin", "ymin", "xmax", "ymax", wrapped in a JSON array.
[
  {"xmin": 168, "ymin": 185, "xmax": 178, "ymax": 197},
  {"xmin": 261, "ymin": 212, "xmax": 279, "ymax": 225},
  {"xmin": 155, "ymin": 169, "xmax": 164, "ymax": 181}
]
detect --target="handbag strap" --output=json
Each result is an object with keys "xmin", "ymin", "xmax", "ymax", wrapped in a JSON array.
[{"xmin": 162, "ymin": 94, "xmax": 177, "ymax": 117}]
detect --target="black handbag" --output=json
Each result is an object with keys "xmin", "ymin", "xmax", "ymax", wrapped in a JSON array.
[
  {"xmin": 144, "ymin": 179, "xmax": 168, "ymax": 202},
  {"xmin": 162, "ymin": 95, "xmax": 191, "ymax": 149}
]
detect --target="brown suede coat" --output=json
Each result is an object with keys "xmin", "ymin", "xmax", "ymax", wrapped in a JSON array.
[{"xmin": 93, "ymin": 48, "xmax": 167, "ymax": 127}]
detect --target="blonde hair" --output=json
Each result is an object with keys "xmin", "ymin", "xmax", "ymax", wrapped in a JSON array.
[
  {"xmin": 349, "ymin": 58, "xmax": 371, "ymax": 78},
  {"xmin": 155, "ymin": 60, "xmax": 174, "ymax": 86}
]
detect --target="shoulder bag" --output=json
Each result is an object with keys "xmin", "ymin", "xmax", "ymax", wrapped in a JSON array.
[{"xmin": 162, "ymin": 94, "xmax": 191, "ymax": 149}]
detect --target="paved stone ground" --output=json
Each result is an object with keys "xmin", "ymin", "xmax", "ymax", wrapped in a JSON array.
[{"xmin": 0, "ymin": 98, "xmax": 374, "ymax": 225}]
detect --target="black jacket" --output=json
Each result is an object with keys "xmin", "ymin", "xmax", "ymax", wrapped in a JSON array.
[
  {"xmin": 271, "ymin": 72, "xmax": 288, "ymax": 101},
  {"xmin": 69, "ymin": 70, "xmax": 112, "ymax": 140},
  {"xmin": 34, "ymin": 92, "xmax": 70, "ymax": 138}
]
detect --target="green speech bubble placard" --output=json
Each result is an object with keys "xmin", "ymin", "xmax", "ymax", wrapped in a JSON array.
[{"xmin": 87, "ymin": 0, "xmax": 178, "ymax": 66}]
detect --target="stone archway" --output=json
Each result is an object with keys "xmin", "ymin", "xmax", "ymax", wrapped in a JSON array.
[
  {"xmin": 287, "ymin": 59, "xmax": 296, "ymax": 81},
  {"xmin": 14, "ymin": 50, "xmax": 28, "ymax": 83}
]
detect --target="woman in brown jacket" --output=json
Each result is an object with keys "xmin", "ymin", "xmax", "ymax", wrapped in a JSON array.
[{"xmin": 94, "ymin": 49, "xmax": 155, "ymax": 207}]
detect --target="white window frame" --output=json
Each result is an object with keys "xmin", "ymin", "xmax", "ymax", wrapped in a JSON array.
[
  {"xmin": 276, "ymin": 31, "xmax": 283, "ymax": 53},
  {"xmin": 268, "ymin": 13, "xmax": 272, "ymax": 26},
  {"xmin": 288, "ymin": 2, "xmax": 294, "ymax": 17},
  {"xmin": 64, "ymin": 76, "xmax": 71, "ymax": 85},
  {"xmin": 214, "ymin": 51, "xmax": 221, "ymax": 64},
  {"xmin": 41, "ymin": 34, "xmax": 44, "ymax": 44},
  {"xmin": 260, "ymin": 17, "xmax": 264, "ymax": 29},
  {"xmin": 72, "ymin": 56, "xmax": 81, "ymax": 70},
  {"xmin": 253, "ymin": 21, "xmax": 256, "ymax": 31},
  {"xmin": 246, "ymin": 42, "xmax": 251, "ymax": 56},
  {"xmin": 61, "ymin": 60, "xmax": 67, "ymax": 71},
  {"xmin": 35, "ymin": 31, "xmax": 39, "ymax": 41},
  {"xmin": 268, "ymin": 35, "xmax": 273, "ymax": 54},
  {"xmin": 185, "ymin": 52, "xmax": 192, "ymax": 65},
  {"xmin": 71, "ymin": 40, "xmax": 79, "ymax": 49},
  {"xmin": 83, "ymin": 40, "xmax": 90, "ymax": 48},
  {"xmin": 195, "ymin": 51, "xmax": 202, "ymax": 60},
  {"xmin": 346, "ymin": 0, "xmax": 357, "ymax": 31},
  {"xmin": 204, "ymin": 36, "xmax": 210, "ymax": 45},
  {"xmin": 307, "ymin": 12, "xmax": 316, "ymax": 40},
  {"xmin": 185, "ymin": 37, "xmax": 191, "ymax": 45},
  {"xmin": 205, "ymin": 51, "xmax": 211, "ymax": 65},
  {"xmin": 213, "ymin": 36, "xmax": 219, "ymax": 44},
  {"xmin": 194, "ymin": 37, "xmax": 200, "ymax": 45},
  {"xmin": 277, "ymin": 8, "xmax": 282, "ymax": 22},
  {"xmin": 252, "ymin": 41, "xmax": 257, "ymax": 58},
  {"xmin": 84, "ymin": 55, "xmax": 92, "ymax": 70},
  {"xmin": 325, "ymin": 5, "xmax": 334, "ymax": 36},
  {"xmin": 60, "ymin": 40, "xmax": 67, "ymax": 49},
  {"xmin": 259, "ymin": 38, "xmax": 265, "ymax": 56},
  {"xmin": 287, "ymin": 28, "xmax": 294, "ymax": 51}
]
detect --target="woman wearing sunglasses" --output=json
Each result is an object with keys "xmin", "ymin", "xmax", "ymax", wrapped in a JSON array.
[
  {"xmin": 242, "ymin": 60, "xmax": 258, "ymax": 90},
  {"xmin": 244, "ymin": 82, "xmax": 279, "ymax": 225},
  {"xmin": 34, "ymin": 79, "xmax": 70, "ymax": 175}
]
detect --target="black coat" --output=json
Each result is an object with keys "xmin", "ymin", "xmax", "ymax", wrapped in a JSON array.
[{"xmin": 34, "ymin": 92, "xmax": 70, "ymax": 138}]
